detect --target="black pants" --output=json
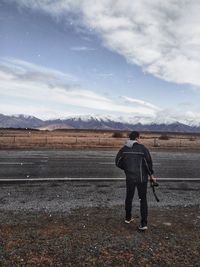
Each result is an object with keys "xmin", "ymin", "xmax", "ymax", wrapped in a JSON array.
[{"xmin": 125, "ymin": 179, "xmax": 148, "ymax": 226}]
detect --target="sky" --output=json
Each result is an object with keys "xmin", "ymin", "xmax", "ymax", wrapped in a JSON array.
[{"xmin": 1, "ymin": 0, "xmax": 200, "ymax": 125}]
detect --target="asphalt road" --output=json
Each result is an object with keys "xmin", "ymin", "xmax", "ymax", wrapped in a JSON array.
[{"xmin": 0, "ymin": 150, "xmax": 200, "ymax": 180}]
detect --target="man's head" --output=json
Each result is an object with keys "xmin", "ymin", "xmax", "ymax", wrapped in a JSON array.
[{"xmin": 129, "ymin": 131, "xmax": 140, "ymax": 141}]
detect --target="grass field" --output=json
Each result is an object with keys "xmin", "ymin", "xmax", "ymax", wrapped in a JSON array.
[{"xmin": 0, "ymin": 128, "xmax": 200, "ymax": 149}]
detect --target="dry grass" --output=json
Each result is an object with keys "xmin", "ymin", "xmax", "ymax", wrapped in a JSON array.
[{"xmin": 0, "ymin": 129, "xmax": 200, "ymax": 150}]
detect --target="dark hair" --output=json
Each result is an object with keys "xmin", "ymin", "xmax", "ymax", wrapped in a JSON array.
[{"xmin": 129, "ymin": 131, "xmax": 140, "ymax": 140}]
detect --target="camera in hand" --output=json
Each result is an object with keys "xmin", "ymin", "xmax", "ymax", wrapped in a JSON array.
[{"xmin": 150, "ymin": 180, "xmax": 159, "ymax": 187}]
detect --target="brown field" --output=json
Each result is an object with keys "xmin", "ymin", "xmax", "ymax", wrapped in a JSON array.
[{"xmin": 0, "ymin": 128, "xmax": 200, "ymax": 150}]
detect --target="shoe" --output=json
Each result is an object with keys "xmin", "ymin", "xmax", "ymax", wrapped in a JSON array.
[
  {"xmin": 138, "ymin": 225, "xmax": 148, "ymax": 231},
  {"xmin": 125, "ymin": 218, "xmax": 134, "ymax": 224}
]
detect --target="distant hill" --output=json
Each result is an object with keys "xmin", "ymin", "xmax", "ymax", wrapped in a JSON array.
[
  {"xmin": 1, "ymin": 113, "xmax": 200, "ymax": 133},
  {"xmin": 0, "ymin": 114, "xmax": 43, "ymax": 128}
]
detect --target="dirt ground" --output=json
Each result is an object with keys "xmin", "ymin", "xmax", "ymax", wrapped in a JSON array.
[
  {"xmin": 0, "ymin": 177, "xmax": 199, "ymax": 267},
  {"xmin": 0, "ymin": 194, "xmax": 199, "ymax": 266}
]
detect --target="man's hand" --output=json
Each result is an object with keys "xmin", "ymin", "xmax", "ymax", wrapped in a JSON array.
[
  {"xmin": 149, "ymin": 175, "xmax": 156, "ymax": 182},
  {"xmin": 149, "ymin": 175, "xmax": 159, "ymax": 187}
]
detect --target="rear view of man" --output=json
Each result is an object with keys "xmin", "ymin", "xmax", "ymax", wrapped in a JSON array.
[{"xmin": 115, "ymin": 131, "xmax": 156, "ymax": 231}]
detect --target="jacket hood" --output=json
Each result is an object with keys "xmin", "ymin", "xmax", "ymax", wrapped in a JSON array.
[{"xmin": 125, "ymin": 140, "xmax": 138, "ymax": 148}]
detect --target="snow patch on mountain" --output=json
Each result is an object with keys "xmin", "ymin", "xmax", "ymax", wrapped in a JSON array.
[
  {"xmin": 1, "ymin": 113, "xmax": 200, "ymax": 132},
  {"xmin": 62, "ymin": 113, "xmax": 200, "ymax": 127}
]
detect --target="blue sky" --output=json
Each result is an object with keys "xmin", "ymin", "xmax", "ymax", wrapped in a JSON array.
[{"xmin": 1, "ymin": 0, "xmax": 200, "ymax": 125}]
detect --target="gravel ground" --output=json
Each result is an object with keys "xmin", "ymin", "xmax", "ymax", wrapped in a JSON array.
[
  {"xmin": 0, "ymin": 181, "xmax": 200, "ymax": 266},
  {"xmin": 0, "ymin": 181, "xmax": 200, "ymax": 212}
]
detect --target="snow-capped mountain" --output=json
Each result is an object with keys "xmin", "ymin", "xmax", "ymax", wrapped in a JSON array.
[
  {"xmin": 0, "ymin": 114, "xmax": 44, "ymax": 128},
  {"xmin": 1, "ymin": 113, "xmax": 200, "ymax": 132}
]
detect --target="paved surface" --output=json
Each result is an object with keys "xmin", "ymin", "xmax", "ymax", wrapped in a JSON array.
[{"xmin": 0, "ymin": 150, "xmax": 200, "ymax": 180}]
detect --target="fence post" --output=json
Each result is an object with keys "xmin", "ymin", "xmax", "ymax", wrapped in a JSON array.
[{"xmin": 154, "ymin": 138, "xmax": 158, "ymax": 147}]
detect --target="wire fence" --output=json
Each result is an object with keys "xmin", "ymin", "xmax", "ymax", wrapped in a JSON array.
[{"xmin": 0, "ymin": 132, "xmax": 200, "ymax": 149}]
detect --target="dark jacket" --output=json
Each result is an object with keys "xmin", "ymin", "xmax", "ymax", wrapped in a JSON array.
[{"xmin": 115, "ymin": 140, "xmax": 154, "ymax": 183}]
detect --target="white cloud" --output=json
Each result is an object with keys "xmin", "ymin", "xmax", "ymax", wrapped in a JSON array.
[
  {"xmin": 0, "ymin": 58, "xmax": 158, "ymax": 119},
  {"xmin": 70, "ymin": 46, "xmax": 96, "ymax": 51},
  {"xmin": 96, "ymin": 72, "xmax": 114, "ymax": 79},
  {"xmin": 1, "ymin": 58, "xmax": 200, "ymax": 124},
  {"xmin": 153, "ymin": 109, "xmax": 200, "ymax": 126},
  {"xmin": 121, "ymin": 96, "xmax": 160, "ymax": 111},
  {"xmin": 0, "ymin": 103, "xmax": 66, "ymax": 120},
  {"xmin": 8, "ymin": 0, "xmax": 200, "ymax": 86},
  {"xmin": 177, "ymin": 101, "xmax": 193, "ymax": 108},
  {"xmin": 0, "ymin": 57, "xmax": 78, "ymax": 90}
]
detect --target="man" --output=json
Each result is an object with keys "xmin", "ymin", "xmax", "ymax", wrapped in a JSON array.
[{"xmin": 115, "ymin": 131, "xmax": 156, "ymax": 231}]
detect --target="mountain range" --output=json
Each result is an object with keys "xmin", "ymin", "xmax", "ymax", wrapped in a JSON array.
[{"xmin": 1, "ymin": 113, "xmax": 200, "ymax": 133}]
